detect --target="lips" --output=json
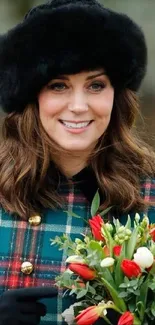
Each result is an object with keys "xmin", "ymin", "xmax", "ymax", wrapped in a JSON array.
[
  {"xmin": 60, "ymin": 120, "xmax": 92, "ymax": 129},
  {"xmin": 59, "ymin": 120, "xmax": 93, "ymax": 123}
]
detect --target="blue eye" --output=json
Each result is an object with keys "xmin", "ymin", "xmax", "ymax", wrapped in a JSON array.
[
  {"xmin": 47, "ymin": 82, "xmax": 67, "ymax": 91},
  {"xmin": 90, "ymin": 82, "xmax": 105, "ymax": 91}
]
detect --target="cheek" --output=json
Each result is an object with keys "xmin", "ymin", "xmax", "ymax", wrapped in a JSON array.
[
  {"xmin": 94, "ymin": 96, "xmax": 114, "ymax": 119},
  {"xmin": 38, "ymin": 92, "xmax": 62, "ymax": 117},
  {"xmin": 92, "ymin": 87, "xmax": 114, "ymax": 116}
]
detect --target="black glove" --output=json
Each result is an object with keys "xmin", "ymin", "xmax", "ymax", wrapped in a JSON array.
[
  {"xmin": 94, "ymin": 309, "xmax": 120, "ymax": 325},
  {"xmin": 0, "ymin": 286, "xmax": 57, "ymax": 325}
]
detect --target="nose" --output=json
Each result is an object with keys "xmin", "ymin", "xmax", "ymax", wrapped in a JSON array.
[{"xmin": 68, "ymin": 91, "xmax": 88, "ymax": 113}]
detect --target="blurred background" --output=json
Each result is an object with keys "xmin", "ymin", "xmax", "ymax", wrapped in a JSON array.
[{"xmin": 0, "ymin": 0, "xmax": 155, "ymax": 147}]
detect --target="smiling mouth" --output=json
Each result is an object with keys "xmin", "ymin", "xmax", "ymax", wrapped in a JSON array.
[{"xmin": 59, "ymin": 120, "xmax": 93, "ymax": 129}]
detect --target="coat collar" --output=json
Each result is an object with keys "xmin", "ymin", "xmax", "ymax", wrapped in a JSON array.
[{"xmin": 60, "ymin": 166, "xmax": 104, "ymax": 204}]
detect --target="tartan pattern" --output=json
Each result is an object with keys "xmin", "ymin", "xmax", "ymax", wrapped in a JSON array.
[{"xmin": 0, "ymin": 176, "xmax": 155, "ymax": 325}]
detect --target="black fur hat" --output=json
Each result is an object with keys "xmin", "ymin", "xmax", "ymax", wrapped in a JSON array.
[{"xmin": 0, "ymin": 0, "xmax": 147, "ymax": 113}]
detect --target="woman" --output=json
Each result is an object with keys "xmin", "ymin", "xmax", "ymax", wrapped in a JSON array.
[{"xmin": 0, "ymin": 0, "xmax": 155, "ymax": 324}]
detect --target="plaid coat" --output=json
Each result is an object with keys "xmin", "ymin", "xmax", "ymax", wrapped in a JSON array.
[{"xmin": 0, "ymin": 168, "xmax": 155, "ymax": 325}]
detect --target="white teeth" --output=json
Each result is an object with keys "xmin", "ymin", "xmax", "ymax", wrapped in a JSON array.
[{"xmin": 61, "ymin": 121, "xmax": 90, "ymax": 129}]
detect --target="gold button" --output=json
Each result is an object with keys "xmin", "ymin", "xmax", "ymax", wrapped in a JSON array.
[
  {"xmin": 21, "ymin": 261, "xmax": 34, "ymax": 275},
  {"xmin": 28, "ymin": 215, "xmax": 41, "ymax": 226}
]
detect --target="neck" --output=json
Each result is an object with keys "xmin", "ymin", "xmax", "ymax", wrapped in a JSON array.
[{"xmin": 53, "ymin": 151, "xmax": 90, "ymax": 178}]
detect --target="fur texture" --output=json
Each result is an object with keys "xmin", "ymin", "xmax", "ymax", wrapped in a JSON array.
[{"xmin": 0, "ymin": 0, "xmax": 147, "ymax": 113}]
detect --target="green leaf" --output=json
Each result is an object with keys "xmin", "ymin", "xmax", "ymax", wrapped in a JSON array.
[
  {"xmin": 149, "ymin": 262, "xmax": 155, "ymax": 275},
  {"xmin": 127, "ymin": 288, "xmax": 134, "ymax": 293},
  {"xmin": 95, "ymin": 295, "xmax": 104, "ymax": 301},
  {"xmin": 88, "ymin": 285, "xmax": 96, "ymax": 295},
  {"xmin": 129, "ymin": 279, "xmax": 139, "ymax": 287},
  {"xmin": 126, "ymin": 227, "xmax": 139, "ymax": 259},
  {"xmin": 119, "ymin": 283, "xmax": 128, "ymax": 289},
  {"xmin": 76, "ymin": 289, "xmax": 88, "ymax": 299},
  {"xmin": 89, "ymin": 240, "xmax": 103, "ymax": 251},
  {"xmin": 64, "ymin": 210, "xmax": 82, "ymax": 219},
  {"xmin": 102, "ymin": 315, "xmax": 113, "ymax": 325},
  {"xmin": 128, "ymin": 301, "xmax": 135, "ymax": 313},
  {"xmin": 87, "ymin": 240, "xmax": 105, "ymax": 259},
  {"xmin": 91, "ymin": 190, "xmax": 100, "ymax": 217},
  {"xmin": 151, "ymin": 301, "xmax": 155, "ymax": 317},
  {"xmin": 139, "ymin": 279, "xmax": 149, "ymax": 307},
  {"xmin": 100, "ymin": 206, "xmax": 113, "ymax": 217},
  {"xmin": 118, "ymin": 292, "xmax": 128, "ymax": 298},
  {"xmin": 124, "ymin": 276, "xmax": 130, "ymax": 284},
  {"xmin": 125, "ymin": 215, "xmax": 131, "ymax": 230},
  {"xmin": 128, "ymin": 288, "xmax": 140, "ymax": 296},
  {"xmin": 136, "ymin": 301, "xmax": 145, "ymax": 321},
  {"xmin": 136, "ymin": 277, "xmax": 150, "ymax": 321},
  {"xmin": 101, "ymin": 276, "xmax": 127, "ymax": 312},
  {"xmin": 64, "ymin": 210, "xmax": 89, "ymax": 225},
  {"xmin": 114, "ymin": 242, "xmax": 126, "ymax": 288},
  {"xmin": 100, "ymin": 268, "xmax": 116, "ymax": 288},
  {"xmin": 138, "ymin": 276, "xmax": 145, "ymax": 286},
  {"xmin": 114, "ymin": 258, "xmax": 124, "ymax": 288},
  {"xmin": 148, "ymin": 282, "xmax": 155, "ymax": 291}
]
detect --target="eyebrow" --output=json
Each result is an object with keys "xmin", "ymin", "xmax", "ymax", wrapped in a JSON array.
[
  {"xmin": 54, "ymin": 72, "xmax": 106, "ymax": 81},
  {"xmin": 87, "ymin": 72, "xmax": 106, "ymax": 80}
]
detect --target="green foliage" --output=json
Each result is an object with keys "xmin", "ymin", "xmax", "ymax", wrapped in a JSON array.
[
  {"xmin": 114, "ymin": 243, "xmax": 126, "ymax": 287},
  {"xmin": 90, "ymin": 190, "xmax": 100, "ymax": 217},
  {"xmin": 86, "ymin": 240, "xmax": 105, "ymax": 267},
  {"xmin": 100, "ymin": 206, "xmax": 113, "ymax": 217},
  {"xmin": 118, "ymin": 277, "xmax": 145, "ymax": 300},
  {"xmin": 101, "ymin": 276, "xmax": 126, "ymax": 312},
  {"xmin": 51, "ymin": 234, "xmax": 76, "ymax": 255},
  {"xmin": 126, "ymin": 227, "xmax": 139, "ymax": 259}
]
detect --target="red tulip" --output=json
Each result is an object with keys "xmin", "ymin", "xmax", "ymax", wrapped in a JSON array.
[
  {"xmin": 121, "ymin": 259, "xmax": 141, "ymax": 278},
  {"xmin": 89, "ymin": 215, "xmax": 105, "ymax": 241},
  {"xmin": 150, "ymin": 227, "xmax": 155, "ymax": 241},
  {"xmin": 69, "ymin": 263, "xmax": 96, "ymax": 280},
  {"xmin": 118, "ymin": 311, "xmax": 134, "ymax": 325},
  {"xmin": 76, "ymin": 305, "xmax": 104, "ymax": 325},
  {"xmin": 113, "ymin": 245, "xmax": 122, "ymax": 256}
]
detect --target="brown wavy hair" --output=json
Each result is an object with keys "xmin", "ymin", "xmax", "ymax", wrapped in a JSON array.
[{"xmin": 0, "ymin": 89, "xmax": 155, "ymax": 219}]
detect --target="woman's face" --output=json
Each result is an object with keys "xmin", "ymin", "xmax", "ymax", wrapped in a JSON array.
[{"xmin": 38, "ymin": 69, "xmax": 114, "ymax": 153}]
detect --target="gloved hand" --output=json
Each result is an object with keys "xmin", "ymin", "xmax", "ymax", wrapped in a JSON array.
[
  {"xmin": 0, "ymin": 286, "xmax": 57, "ymax": 325},
  {"xmin": 94, "ymin": 309, "xmax": 120, "ymax": 325}
]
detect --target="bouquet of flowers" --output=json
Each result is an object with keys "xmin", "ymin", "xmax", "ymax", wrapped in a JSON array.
[{"xmin": 51, "ymin": 192, "xmax": 155, "ymax": 325}]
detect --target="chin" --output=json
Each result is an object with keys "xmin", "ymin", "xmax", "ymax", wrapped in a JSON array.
[
  {"xmin": 58, "ymin": 142, "xmax": 96, "ymax": 153},
  {"xmin": 62, "ymin": 146, "xmax": 89, "ymax": 152}
]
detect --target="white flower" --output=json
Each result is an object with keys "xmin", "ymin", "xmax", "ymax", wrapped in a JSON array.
[
  {"xmin": 62, "ymin": 302, "xmax": 82, "ymax": 325},
  {"xmin": 134, "ymin": 247, "xmax": 154, "ymax": 268},
  {"xmin": 100, "ymin": 257, "xmax": 115, "ymax": 267},
  {"xmin": 135, "ymin": 213, "xmax": 140, "ymax": 222},
  {"xmin": 66, "ymin": 255, "xmax": 86, "ymax": 264},
  {"xmin": 102, "ymin": 309, "xmax": 107, "ymax": 316}
]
